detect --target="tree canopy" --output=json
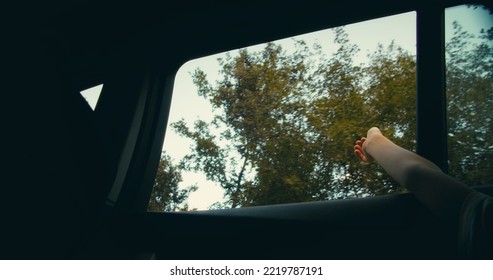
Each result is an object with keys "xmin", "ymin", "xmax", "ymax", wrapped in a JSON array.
[
  {"xmin": 149, "ymin": 18, "xmax": 492, "ymax": 211},
  {"xmin": 147, "ymin": 153, "xmax": 197, "ymax": 212},
  {"xmin": 171, "ymin": 27, "xmax": 416, "ymax": 209},
  {"xmin": 446, "ymin": 21, "xmax": 493, "ymax": 185}
]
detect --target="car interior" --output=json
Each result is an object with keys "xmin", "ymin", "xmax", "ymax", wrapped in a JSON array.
[{"xmin": 3, "ymin": 0, "xmax": 492, "ymax": 259}]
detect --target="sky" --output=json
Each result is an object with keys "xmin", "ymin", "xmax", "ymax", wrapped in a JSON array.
[
  {"xmin": 80, "ymin": 4, "xmax": 493, "ymax": 211},
  {"xmin": 163, "ymin": 11, "xmax": 418, "ymax": 210}
]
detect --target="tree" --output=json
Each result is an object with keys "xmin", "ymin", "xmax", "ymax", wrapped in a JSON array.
[
  {"xmin": 175, "ymin": 42, "xmax": 314, "ymax": 207},
  {"xmin": 174, "ymin": 27, "xmax": 417, "ymax": 209},
  {"xmin": 305, "ymin": 32, "xmax": 417, "ymax": 198},
  {"xmin": 152, "ymin": 13, "xmax": 492, "ymax": 211},
  {"xmin": 446, "ymin": 21, "xmax": 493, "ymax": 185},
  {"xmin": 147, "ymin": 153, "xmax": 197, "ymax": 212}
]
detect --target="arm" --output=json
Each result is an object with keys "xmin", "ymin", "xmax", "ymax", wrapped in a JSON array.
[{"xmin": 354, "ymin": 127, "xmax": 474, "ymax": 222}]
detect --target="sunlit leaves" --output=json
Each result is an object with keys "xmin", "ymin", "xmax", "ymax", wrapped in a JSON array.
[
  {"xmin": 148, "ymin": 153, "xmax": 198, "ymax": 212},
  {"xmin": 150, "ymin": 15, "xmax": 492, "ymax": 211},
  {"xmin": 446, "ymin": 22, "xmax": 493, "ymax": 185},
  {"xmin": 171, "ymin": 27, "xmax": 418, "ymax": 208}
]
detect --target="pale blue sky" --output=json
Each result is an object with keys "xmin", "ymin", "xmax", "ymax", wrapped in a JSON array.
[
  {"xmin": 80, "ymin": 4, "xmax": 493, "ymax": 211},
  {"xmin": 165, "ymin": 11, "xmax": 418, "ymax": 210},
  {"xmin": 163, "ymin": 5, "xmax": 493, "ymax": 211}
]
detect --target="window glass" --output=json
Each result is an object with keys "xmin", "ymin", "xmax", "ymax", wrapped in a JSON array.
[
  {"xmin": 80, "ymin": 84, "xmax": 103, "ymax": 111},
  {"xmin": 149, "ymin": 12, "xmax": 417, "ymax": 212},
  {"xmin": 446, "ymin": 4, "xmax": 493, "ymax": 185}
]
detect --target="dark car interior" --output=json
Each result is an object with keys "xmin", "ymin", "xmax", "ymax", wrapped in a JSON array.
[{"xmin": 3, "ymin": 0, "xmax": 492, "ymax": 259}]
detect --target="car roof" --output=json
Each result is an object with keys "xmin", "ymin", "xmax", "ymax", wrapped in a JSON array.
[{"xmin": 3, "ymin": 1, "xmax": 434, "ymax": 86}]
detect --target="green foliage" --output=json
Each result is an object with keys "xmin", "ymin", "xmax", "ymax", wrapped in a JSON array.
[
  {"xmin": 161, "ymin": 19, "xmax": 492, "ymax": 210},
  {"xmin": 147, "ymin": 153, "xmax": 197, "ymax": 212},
  {"xmin": 446, "ymin": 22, "xmax": 493, "ymax": 185},
  {"xmin": 174, "ymin": 27, "xmax": 417, "ymax": 208}
]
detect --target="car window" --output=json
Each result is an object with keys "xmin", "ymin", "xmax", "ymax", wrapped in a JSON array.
[
  {"xmin": 445, "ymin": 4, "xmax": 493, "ymax": 185},
  {"xmin": 80, "ymin": 84, "xmax": 103, "ymax": 111},
  {"xmin": 149, "ymin": 12, "xmax": 418, "ymax": 212}
]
